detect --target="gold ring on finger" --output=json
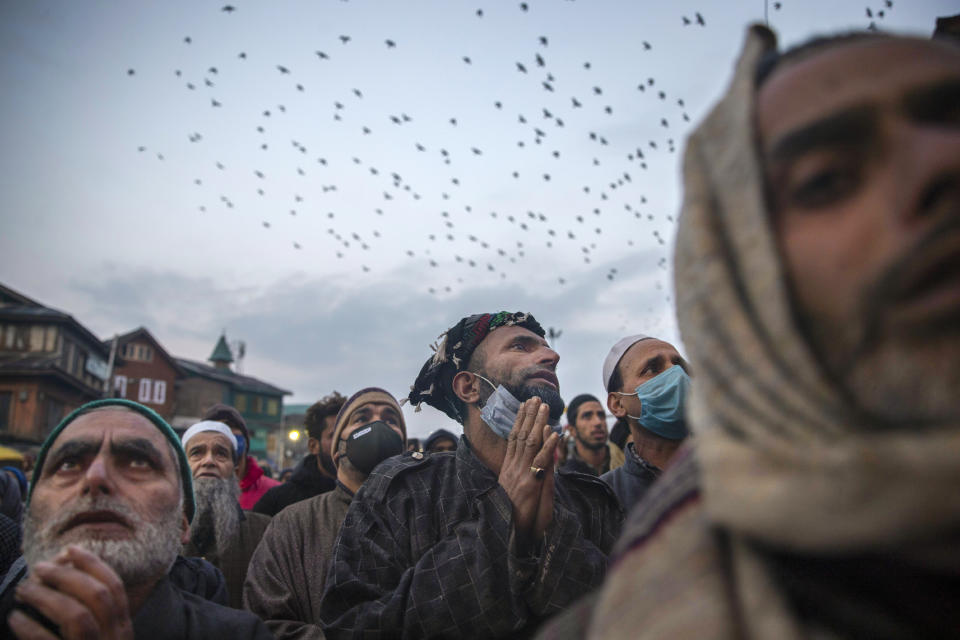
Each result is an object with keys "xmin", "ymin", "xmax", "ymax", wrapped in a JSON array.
[{"xmin": 530, "ymin": 466, "xmax": 546, "ymax": 480}]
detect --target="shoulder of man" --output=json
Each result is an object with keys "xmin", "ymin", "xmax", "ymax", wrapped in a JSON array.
[
  {"xmin": 557, "ymin": 465, "xmax": 623, "ymax": 511},
  {"xmin": 169, "ymin": 555, "xmax": 229, "ymax": 606},
  {"xmin": 250, "ymin": 480, "xmax": 291, "ymax": 514},
  {"xmin": 357, "ymin": 450, "xmax": 456, "ymax": 501},
  {"xmin": 240, "ymin": 509, "xmax": 272, "ymax": 538},
  {"xmin": 159, "ymin": 580, "xmax": 274, "ymax": 639}
]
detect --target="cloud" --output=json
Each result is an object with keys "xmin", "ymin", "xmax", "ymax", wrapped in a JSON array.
[{"xmin": 64, "ymin": 250, "xmax": 678, "ymax": 437}]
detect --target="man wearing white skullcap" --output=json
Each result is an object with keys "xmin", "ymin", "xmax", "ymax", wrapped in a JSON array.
[
  {"xmin": 181, "ymin": 420, "xmax": 271, "ymax": 609},
  {"xmin": 600, "ymin": 335, "xmax": 691, "ymax": 510}
]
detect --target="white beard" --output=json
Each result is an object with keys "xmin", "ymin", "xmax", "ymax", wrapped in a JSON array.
[
  {"xmin": 23, "ymin": 494, "xmax": 182, "ymax": 588},
  {"xmin": 189, "ymin": 476, "xmax": 241, "ymax": 559}
]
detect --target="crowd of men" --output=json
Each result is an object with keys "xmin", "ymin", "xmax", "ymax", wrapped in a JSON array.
[{"xmin": 0, "ymin": 24, "xmax": 957, "ymax": 639}]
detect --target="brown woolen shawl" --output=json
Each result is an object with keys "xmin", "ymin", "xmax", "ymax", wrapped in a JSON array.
[
  {"xmin": 677, "ymin": 24, "xmax": 960, "ymax": 553},
  {"xmin": 576, "ymin": 26, "xmax": 960, "ymax": 640}
]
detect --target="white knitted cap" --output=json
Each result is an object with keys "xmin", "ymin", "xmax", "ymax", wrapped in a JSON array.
[{"xmin": 602, "ymin": 335, "xmax": 651, "ymax": 391}]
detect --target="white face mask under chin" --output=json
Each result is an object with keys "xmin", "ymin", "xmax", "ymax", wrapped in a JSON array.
[{"xmin": 473, "ymin": 373, "xmax": 560, "ymax": 440}]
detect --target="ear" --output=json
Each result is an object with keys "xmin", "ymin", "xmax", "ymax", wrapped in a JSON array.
[
  {"xmin": 179, "ymin": 514, "xmax": 191, "ymax": 544},
  {"xmin": 451, "ymin": 370, "xmax": 482, "ymax": 405},
  {"xmin": 307, "ymin": 437, "xmax": 320, "ymax": 456},
  {"xmin": 608, "ymin": 392, "xmax": 628, "ymax": 419}
]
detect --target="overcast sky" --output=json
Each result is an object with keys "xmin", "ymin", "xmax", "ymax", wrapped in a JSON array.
[{"xmin": 0, "ymin": 0, "xmax": 951, "ymax": 437}]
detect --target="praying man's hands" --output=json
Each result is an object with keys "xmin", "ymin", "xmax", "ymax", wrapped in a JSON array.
[
  {"xmin": 9, "ymin": 545, "xmax": 135, "ymax": 640},
  {"xmin": 498, "ymin": 398, "xmax": 560, "ymax": 552}
]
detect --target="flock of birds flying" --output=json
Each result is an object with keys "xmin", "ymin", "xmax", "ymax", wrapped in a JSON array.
[{"xmin": 126, "ymin": 1, "xmax": 895, "ymax": 321}]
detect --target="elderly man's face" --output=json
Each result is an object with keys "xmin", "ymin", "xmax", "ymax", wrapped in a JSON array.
[
  {"xmin": 185, "ymin": 431, "xmax": 236, "ymax": 480},
  {"xmin": 24, "ymin": 409, "xmax": 185, "ymax": 586},
  {"xmin": 759, "ymin": 38, "xmax": 960, "ymax": 424}
]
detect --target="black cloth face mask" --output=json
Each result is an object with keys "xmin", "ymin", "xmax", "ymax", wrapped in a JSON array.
[{"xmin": 345, "ymin": 421, "xmax": 404, "ymax": 474}]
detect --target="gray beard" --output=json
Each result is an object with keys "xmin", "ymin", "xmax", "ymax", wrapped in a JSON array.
[
  {"xmin": 22, "ymin": 494, "xmax": 182, "ymax": 588},
  {"xmin": 189, "ymin": 476, "xmax": 241, "ymax": 559}
]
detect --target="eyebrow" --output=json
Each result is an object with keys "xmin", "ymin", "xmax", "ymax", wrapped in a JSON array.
[
  {"xmin": 45, "ymin": 439, "xmax": 102, "ymax": 474},
  {"xmin": 765, "ymin": 105, "xmax": 878, "ymax": 168},
  {"xmin": 110, "ymin": 438, "xmax": 167, "ymax": 469},
  {"xmin": 507, "ymin": 334, "xmax": 549, "ymax": 350},
  {"xmin": 641, "ymin": 354, "xmax": 665, "ymax": 374},
  {"xmin": 903, "ymin": 78, "xmax": 960, "ymax": 122}
]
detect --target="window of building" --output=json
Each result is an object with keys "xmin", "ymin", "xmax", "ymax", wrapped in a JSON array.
[
  {"xmin": 74, "ymin": 350, "xmax": 87, "ymax": 380},
  {"xmin": 267, "ymin": 398, "xmax": 279, "ymax": 416},
  {"xmin": 234, "ymin": 394, "xmax": 247, "ymax": 412},
  {"xmin": 0, "ymin": 392, "xmax": 11, "ymax": 431},
  {"xmin": 152, "ymin": 380, "xmax": 166, "ymax": 405},
  {"xmin": 44, "ymin": 326, "xmax": 58, "ymax": 351},
  {"xmin": 114, "ymin": 375, "xmax": 128, "ymax": 398},
  {"xmin": 6, "ymin": 325, "xmax": 30, "ymax": 351},
  {"xmin": 63, "ymin": 340, "xmax": 75, "ymax": 373},
  {"xmin": 43, "ymin": 398, "xmax": 64, "ymax": 436},
  {"xmin": 30, "ymin": 326, "xmax": 45, "ymax": 351},
  {"xmin": 252, "ymin": 395, "xmax": 263, "ymax": 414},
  {"xmin": 122, "ymin": 343, "xmax": 155, "ymax": 362},
  {"xmin": 138, "ymin": 379, "xmax": 152, "ymax": 403}
]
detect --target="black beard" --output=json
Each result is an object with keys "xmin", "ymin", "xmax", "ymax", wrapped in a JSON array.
[
  {"xmin": 575, "ymin": 432, "xmax": 608, "ymax": 452},
  {"xmin": 502, "ymin": 380, "xmax": 565, "ymax": 422},
  {"xmin": 319, "ymin": 452, "xmax": 337, "ymax": 478}
]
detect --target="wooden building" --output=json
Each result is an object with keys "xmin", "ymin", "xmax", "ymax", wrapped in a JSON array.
[
  {"xmin": 0, "ymin": 283, "xmax": 109, "ymax": 443},
  {"xmin": 107, "ymin": 327, "xmax": 184, "ymax": 422},
  {"xmin": 173, "ymin": 334, "xmax": 291, "ymax": 461}
]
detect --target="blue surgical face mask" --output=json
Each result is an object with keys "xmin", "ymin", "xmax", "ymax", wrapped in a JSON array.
[
  {"xmin": 614, "ymin": 365, "xmax": 690, "ymax": 440},
  {"xmin": 474, "ymin": 374, "xmax": 561, "ymax": 440}
]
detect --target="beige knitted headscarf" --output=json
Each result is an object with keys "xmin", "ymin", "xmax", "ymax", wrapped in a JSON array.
[{"xmin": 676, "ymin": 24, "xmax": 960, "ymax": 552}]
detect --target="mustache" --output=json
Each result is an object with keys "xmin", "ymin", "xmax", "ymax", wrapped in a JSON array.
[
  {"xmin": 47, "ymin": 495, "xmax": 140, "ymax": 537},
  {"xmin": 849, "ymin": 214, "xmax": 960, "ymax": 371}
]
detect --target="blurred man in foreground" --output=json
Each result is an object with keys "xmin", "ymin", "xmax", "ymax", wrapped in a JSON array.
[{"xmin": 562, "ymin": 27, "xmax": 960, "ymax": 639}]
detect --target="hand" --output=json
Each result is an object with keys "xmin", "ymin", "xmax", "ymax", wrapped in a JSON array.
[
  {"xmin": 9, "ymin": 545, "xmax": 135, "ymax": 640},
  {"xmin": 498, "ymin": 398, "xmax": 560, "ymax": 550}
]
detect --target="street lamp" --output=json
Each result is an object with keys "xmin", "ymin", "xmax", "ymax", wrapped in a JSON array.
[{"xmin": 288, "ymin": 429, "xmax": 301, "ymax": 442}]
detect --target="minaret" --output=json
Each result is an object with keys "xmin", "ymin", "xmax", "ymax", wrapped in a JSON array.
[{"xmin": 209, "ymin": 332, "xmax": 234, "ymax": 371}]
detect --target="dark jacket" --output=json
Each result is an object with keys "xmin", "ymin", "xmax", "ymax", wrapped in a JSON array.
[
  {"xmin": 183, "ymin": 505, "xmax": 272, "ymax": 608},
  {"xmin": 244, "ymin": 483, "xmax": 354, "ymax": 640},
  {"xmin": 319, "ymin": 437, "xmax": 624, "ymax": 639},
  {"xmin": 132, "ymin": 575, "xmax": 274, "ymax": 639},
  {"xmin": 600, "ymin": 442, "xmax": 661, "ymax": 510},
  {"xmin": 0, "ymin": 555, "xmax": 239, "ymax": 638},
  {"xmin": 253, "ymin": 455, "xmax": 336, "ymax": 517}
]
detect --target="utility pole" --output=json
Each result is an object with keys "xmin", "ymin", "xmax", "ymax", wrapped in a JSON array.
[{"xmin": 103, "ymin": 335, "xmax": 118, "ymax": 397}]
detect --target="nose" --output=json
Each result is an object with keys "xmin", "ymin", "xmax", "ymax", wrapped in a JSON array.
[
  {"xmin": 893, "ymin": 121, "xmax": 960, "ymax": 228},
  {"xmin": 537, "ymin": 344, "xmax": 560, "ymax": 368},
  {"xmin": 82, "ymin": 453, "xmax": 114, "ymax": 497}
]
